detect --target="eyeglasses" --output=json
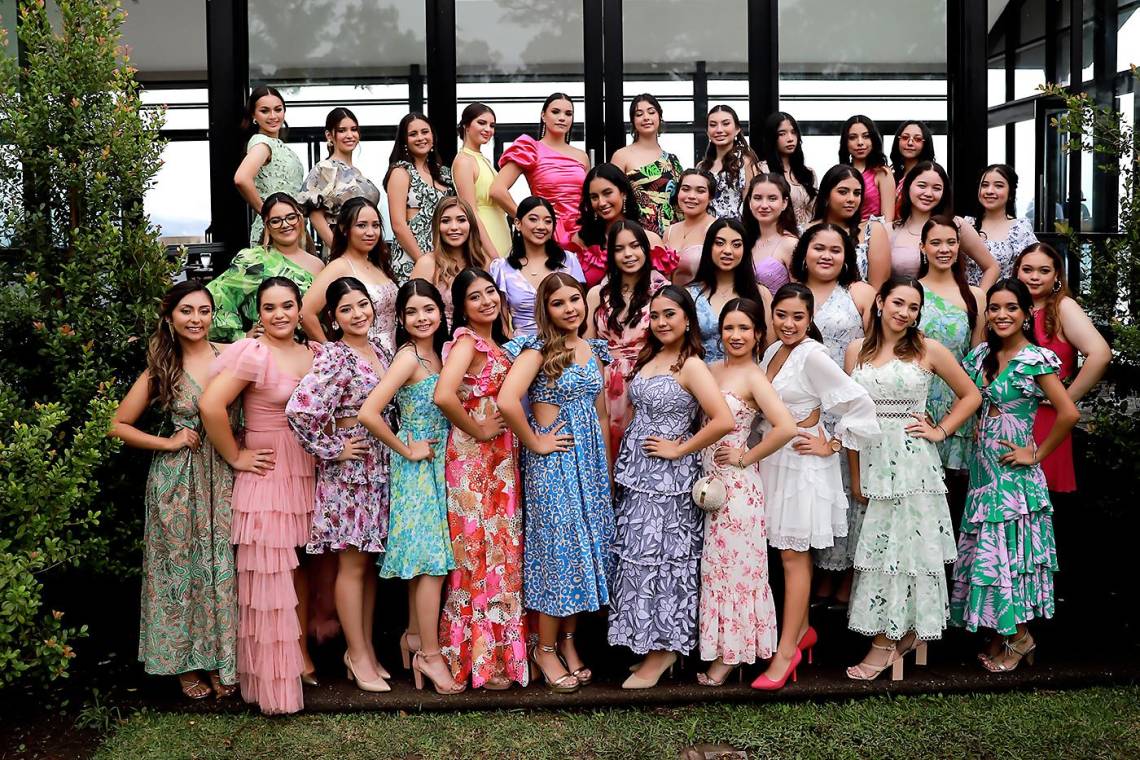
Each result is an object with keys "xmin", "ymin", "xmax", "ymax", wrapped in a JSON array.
[
  {"xmin": 267, "ymin": 212, "xmax": 301, "ymax": 229},
  {"xmin": 902, "ymin": 135, "xmax": 925, "ymax": 144}
]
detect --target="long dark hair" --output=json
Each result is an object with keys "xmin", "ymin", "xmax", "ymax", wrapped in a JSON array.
[
  {"xmin": 897, "ymin": 161, "xmax": 953, "ymax": 228},
  {"xmin": 889, "ymin": 120, "xmax": 936, "ymax": 184},
  {"xmin": 509, "ymin": 196, "xmax": 567, "ymax": 271},
  {"xmin": 395, "ymin": 277, "xmax": 449, "ymax": 359},
  {"xmin": 450, "ymin": 267, "xmax": 510, "ymax": 345},
  {"xmin": 243, "ymin": 85, "xmax": 288, "ymax": 139},
  {"xmin": 602, "ymin": 220, "xmax": 656, "ymax": 336},
  {"xmin": 692, "ymin": 218, "xmax": 764, "ymax": 305},
  {"xmin": 1012, "ymin": 242, "xmax": 1069, "ymax": 339},
  {"xmin": 973, "ymin": 164, "xmax": 1019, "ymax": 235},
  {"xmin": 791, "ymin": 222, "xmax": 860, "ymax": 287},
  {"xmin": 458, "ymin": 102, "xmax": 496, "ymax": 140},
  {"xmin": 321, "ymin": 276, "xmax": 373, "ymax": 341},
  {"xmin": 256, "ymin": 276, "xmax": 308, "ymax": 345},
  {"xmin": 329, "ymin": 197, "xmax": 396, "ymax": 281},
  {"xmin": 697, "ymin": 104, "xmax": 758, "ymax": 191},
  {"xmin": 323, "ymin": 107, "xmax": 358, "ymax": 157},
  {"xmin": 633, "ymin": 284, "xmax": 705, "ymax": 375},
  {"xmin": 577, "ymin": 163, "xmax": 640, "ymax": 246},
  {"xmin": 384, "ymin": 112, "xmax": 447, "ymax": 189},
  {"xmin": 719, "ymin": 296, "xmax": 768, "ymax": 359},
  {"xmin": 743, "ymin": 172, "xmax": 800, "ymax": 246},
  {"xmin": 917, "ymin": 215, "xmax": 978, "ymax": 332},
  {"xmin": 258, "ymin": 192, "xmax": 315, "ymax": 253},
  {"xmin": 761, "ymin": 111, "xmax": 816, "ymax": 201},
  {"xmin": 838, "ymin": 115, "xmax": 888, "ymax": 170},
  {"xmin": 981, "ymin": 278, "xmax": 1038, "ymax": 381},
  {"xmin": 147, "ymin": 280, "xmax": 215, "ymax": 411},
  {"xmin": 629, "ymin": 93, "xmax": 664, "ymax": 139},
  {"xmin": 539, "ymin": 92, "xmax": 574, "ymax": 143},
  {"xmin": 810, "ymin": 164, "xmax": 865, "ymax": 236},
  {"xmin": 771, "ymin": 283, "xmax": 824, "ymax": 342},
  {"xmin": 858, "ymin": 276, "xmax": 926, "ymax": 366}
]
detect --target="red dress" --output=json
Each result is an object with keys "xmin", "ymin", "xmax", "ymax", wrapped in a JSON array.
[{"xmin": 1032, "ymin": 311, "xmax": 1078, "ymax": 492}]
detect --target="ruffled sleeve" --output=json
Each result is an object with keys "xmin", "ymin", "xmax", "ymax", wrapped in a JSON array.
[
  {"xmin": 567, "ymin": 240, "xmax": 607, "ymax": 276},
  {"xmin": 297, "ymin": 159, "xmax": 338, "ymax": 213},
  {"xmin": 210, "ymin": 338, "xmax": 274, "ymax": 386},
  {"xmin": 285, "ymin": 342, "xmax": 351, "ymax": 460},
  {"xmin": 206, "ymin": 248, "xmax": 266, "ymax": 342},
  {"xmin": 649, "ymin": 245, "xmax": 679, "ymax": 278},
  {"xmin": 589, "ymin": 339, "xmax": 612, "ymax": 366},
  {"xmin": 962, "ymin": 343, "xmax": 989, "ymax": 384},
  {"xmin": 803, "ymin": 345, "xmax": 880, "ymax": 449},
  {"xmin": 503, "ymin": 334, "xmax": 542, "ymax": 361},
  {"xmin": 499, "ymin": 134, "xmax": 540, "ymax": 170},
  {"xmin": 442, "ymin": 326, "xmax": 495, "ymax": 364},
  {"xmin": 1010, "ymin": 345, "xmax": 1061, "ymax": 399}
]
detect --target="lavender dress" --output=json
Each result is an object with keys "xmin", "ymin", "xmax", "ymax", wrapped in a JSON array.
[
  {"xmin": 489, "ymin": 254, "xmax": 586, "ymax": 336},
  {"xmin": 608, "ymin": 374, "xmax": 702, "ymax": 655}
]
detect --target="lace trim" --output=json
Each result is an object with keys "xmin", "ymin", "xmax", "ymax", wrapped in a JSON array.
[
  {"xmin": 861, "ymin": 486, "xmax": 949, "ymax": 500},
  {"xmin": 846, "ymin": 623, "xmax": 946, "ymax": 642},
  {"xmin": 852, "ymin": 559, "xmax": 954, "ymax": 578},
  {"xmin": 768, "ymin": 534, "xmax": 828, "ymax": 552},
  {"xmin": 874, "ymin": 398, "xmax": 925, "ymax": 418}
]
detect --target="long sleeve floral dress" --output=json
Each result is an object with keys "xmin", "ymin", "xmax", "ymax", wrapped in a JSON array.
[
  {"xmin": 286, "ymin": 340, "xmax": 389, "ymax": 554},
  {"xmin": 438, "ymin": 327, "xmax": 528, "ymax": 687}
]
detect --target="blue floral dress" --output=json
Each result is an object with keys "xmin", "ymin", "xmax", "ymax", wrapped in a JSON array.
[
  {"xmin": 504, "ymin": 336, "xmax": 614, "ymax": 616},
  {"xmin": 379, "ymin": 373, "xmax": 456, "ymax": 578},
  {"xmin": 920, "ymin": 286, "xmax": 976, "ymax": 470},
  {"xmin": 685, "ymin": 284, "xmax": 724, "ymax": 362},
  {"xmin": 608, "ymin": 374, "xmax": 702, "ymax": 655}
]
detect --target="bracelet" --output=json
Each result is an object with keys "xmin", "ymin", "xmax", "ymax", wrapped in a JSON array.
[
  {"xmin": 935, "ymin": 423, "xmax": 948, "ymax": 441},
  {"xmin": 737, "ymin": 450, "xmax": 745, "ymax": 468}
]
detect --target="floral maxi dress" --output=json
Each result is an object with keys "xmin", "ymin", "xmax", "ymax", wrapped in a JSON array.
[
  {"xmin": 439, "ymin": 327, "xmax": 528, "ymax": 687},
  {"xmin": 950, "ymin": 344, "xmax": 1061, "ymax": 635}
]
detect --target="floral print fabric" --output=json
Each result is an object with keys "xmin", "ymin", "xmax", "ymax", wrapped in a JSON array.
[
  {"xmin": 206, "ymin": 247, "xmax": 315, "ymax": 343},
  {"xmin": 920, "ymin": 286, "xmax": 976, "ymax": 470},
  {"xmin": 962, "ymin": 216, "xmax": 1038, "ymax": 285},
  {"xmin": 387, "ymin": 160, "xmax": 454, "ymax": 282},
  {"xmin": 627, "ymin": 151, "xmax": 684, "ymax": 236}
]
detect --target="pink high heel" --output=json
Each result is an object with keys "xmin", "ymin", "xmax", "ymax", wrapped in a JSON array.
[
  {"xmin": 796, "ymin": 626, "xmax": 818, "ymax": 665},
  {"xmin": 751, "ymin": 649, "xmax": 802, "ymax": 691}
]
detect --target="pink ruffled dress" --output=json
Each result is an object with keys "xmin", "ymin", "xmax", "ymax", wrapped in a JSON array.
[
  {"xmin": 499, "ymin": 135, "xmax": 586, "ymax": 248},
  {"xmin": 571, "ymin": 241, "xmax": 678, "ymax": 290},
  {"xmin": 212, "ymin": 339, "xmax": 315, "ymax": 715}
]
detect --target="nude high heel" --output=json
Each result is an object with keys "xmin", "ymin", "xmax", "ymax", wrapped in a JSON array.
[{"xmin": 345, "ymin": 652, "xmax": 391, "ymax": 693}]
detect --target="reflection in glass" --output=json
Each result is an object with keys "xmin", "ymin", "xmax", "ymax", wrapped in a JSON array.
[{"xmin": 147, "ymin": 142, "xmax": 212, "ymax": 241}]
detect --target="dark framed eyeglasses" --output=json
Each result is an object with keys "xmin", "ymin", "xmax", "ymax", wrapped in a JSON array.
[{"xmin": 267, "ymin": 212, "xmax": 301, "ymax": 229}]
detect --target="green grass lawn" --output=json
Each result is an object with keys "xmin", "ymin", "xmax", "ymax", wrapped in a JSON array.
[{"xmin": 95, "ymin": 687, "xmax": 1140, "ymax": 760}]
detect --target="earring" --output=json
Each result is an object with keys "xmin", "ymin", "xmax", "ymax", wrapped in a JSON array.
[
  {"xmin": 1022, "ymin": 320, "xmax": 1031, "ymax": 333},
  {"xmin": 298, "ymin": 314, "xmax": 304, "ymax": 324},
  {"xmin": 875, "ymin": 307, "xmax": 882, "ymax": 317},
  {"xmin": 920, "ymin": 251, "xmax": 927, "ymax": 265},
  {"xmin": 1052, "ymin": 279, "xmax": 1062, "ymax": 293}
]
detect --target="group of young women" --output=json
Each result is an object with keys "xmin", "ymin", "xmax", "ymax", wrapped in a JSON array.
[{"xmin": 112, "ymin": 88, "xmax": 1112, "ymax": 714}]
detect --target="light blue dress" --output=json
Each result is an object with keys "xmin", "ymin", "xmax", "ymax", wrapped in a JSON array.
[
  {"xmin": 685, "ymin": 284, "xmax": 723, "ymax": 361},
  {"xmin": 378, "ymin": 373, "xmax": 456, "ymax": 578},
  {"xmin": 503, "ymin": 336, "xmax": 615, "ymax": 616}
]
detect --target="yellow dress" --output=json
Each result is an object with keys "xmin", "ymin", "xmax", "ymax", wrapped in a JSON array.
[{"xmin": 461, "ymin": 146, "xmax": 511, "ymax": 256}]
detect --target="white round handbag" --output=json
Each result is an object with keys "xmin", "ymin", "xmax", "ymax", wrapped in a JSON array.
[{"xmin": 691, "ymin": 475, "xmax": 727, "ymax": 514}]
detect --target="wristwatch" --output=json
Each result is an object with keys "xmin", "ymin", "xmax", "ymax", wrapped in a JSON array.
[{"xmin": 828, "ymin": 437, "xmax": 842, "ymax": 454}]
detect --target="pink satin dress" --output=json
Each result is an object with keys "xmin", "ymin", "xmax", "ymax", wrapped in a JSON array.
[{"xmin": 499, "ymin": 135, "xmax": 587, "ymax": 248}]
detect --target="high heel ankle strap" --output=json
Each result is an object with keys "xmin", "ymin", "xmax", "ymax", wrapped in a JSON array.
[{"xmin": 559, "ymin": 631, "xmax": 576, "ymax": 640}]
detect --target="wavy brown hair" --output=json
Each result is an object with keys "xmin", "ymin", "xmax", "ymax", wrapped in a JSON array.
[
  {"xmin": 917, "ymin": 215, "xmax": 977, "ymax": 331},
  {"xmin": 696, "ymin": 105, "xmax": 758, "ymax": 194},
  {"xmin": 534, "ymin": 272, "xmax": 589, "ymax": 384},
  {"xmin": 1012, "ymin": 241, "xmax": 1069, "ymax": 339},
  {"xmin": 857, "ymin": 276, "xmax": 927, "ymax": 366},
  {"xmin": 147, "ymin": 281, "xmax": 215, "ymax": 411},
  {"xmin": 259, "ymin": 192, "xmax": 315, "ymax": 253},
  {"xmin": 429, "ymin": 196, "xmax": 491, "ymax": 293},
  {"xmin": 633, "ymin": 284, "xmax": 705, "ymax": 375},
  {"xmin": 330, "ymin": 197, "xmax": 396, "ymax": 281}
]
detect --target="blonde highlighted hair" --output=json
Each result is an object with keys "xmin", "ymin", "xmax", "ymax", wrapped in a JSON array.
[
  {"xmin": 534, "ymin": 271, "xmax": 588, "ymax": 384},
  {"xmin": 430, "ymin": 196, "xmax": 491, "ymax": 293}
]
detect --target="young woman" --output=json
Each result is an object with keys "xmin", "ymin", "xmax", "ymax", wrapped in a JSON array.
[
  {"xmin": 490, "ymin": 196, "xmax": 586, "ymax": 336},
  {"xmin": 492, "ymin": 92, "xmax": 590, "ymax": 248},
  {"xmin": 742, "ymin": 173, "xmax": 799, "ymax": 295},
  {"xmin": 299, "ymin": 107, "xmax": 381, "ymax": 250},
  {"xmin": 286, "ymin": 277, "xmax": 391, "ymax": 693},
  {"xmin": 1014, "ymin": 243, "xmax": 1110, "ymax": 493},
  {"xmin": 301, "ymin": 197, "xmax": 398, "ymax": 357},
  {"xmin": 698, "ymin": 298, "xmax": 797, "ymax": 686},
  {"xmin": 951, "ymin": 279, "xmax": 1080, "ymax": 672},
  {"xmin": 664, "ymin": 168, "xmax": 717, "ymax": 285},
  {"xmin": 359, "ymin": 279, "xmax": 464, "ymax": 695},
  {"xmin": 697, "ymin": 104, "xmax": 759, "ymax": 221},
  {"xmin": 965, "ymin": 164, "xmax": 1039, "ymax": 284},
  {"xmin": 410, "ymin": 196, "xmax": 493, "ymax": 324},
  {"xmin": 844, "ymin": 276, "xmax": 981, "ymax": 681},
  {"xmin": 918, "ymin": 216, "xmax": 986, "ymax": 472},
  {"xmin": 452, "ymin": 102, "xmax": 511, "ymax": 257},
  {"xmin": 570, "ymin": 163, "xmax": 671, "ymax": 289},
  {"xmin": 889, "ymin": 120, "xmax": 936, "ymax": 188},
  {"xmin": 433, "ymin": 268, "xmax": 527, "ymax": 689},
  {"xmin": 499, "ymin": 273, "xmax": 614, "ymax": 694},
  {"xmin": 893, "ymin": 161, "xmax": 998, "ymax": 289},
  {"xmin": 755, "ymin": 284, "xmax": 879, "ymax": 690},
  {"xmin": 758, "ymin": 112, "xmax": 817, "ymax": 229},
  {"xmin": 111, "ymin": 282, "xmax": 236, "ymax": 701},
  {"xmin": 384, "ymin": 113, "xmax": 455, "ymax": 281},
  {"xmin": 789, "ymin": 224, "xmax": 876, "ymax": 588},
  {"xmin": 586, "ymin": 220, "xmax": 670, "ymax": 453},
  {"xmin": 234, "ymin": 86, "xmax": 305, "ymax": 246},
  {"xmin": 609, "ymin": 285, "xmax": 734, "ymax": 689},
  {"xmin": 838, "ymin": 115, "xmax": 895, "ymax": 224},
  {"xmin": 686, "ymin": 218, "xmax": 768, "ymax": 362},
  {"xmin": 811, "ymin": 164, "xmax": 892, "ymax": 290},
  {"xmin": 610, "ymin": 93, "xmax": 685, "ymax": 237},
  {"xmin": 199, "ymin": 277, "xmax": 316, "ymax": 715},
  {"xmin": 208, "ymin": 193, "xmax": 324, "ymax": 342}
]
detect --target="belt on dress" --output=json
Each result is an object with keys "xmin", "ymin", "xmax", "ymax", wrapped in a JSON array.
[{"xmin": 874, "ymin": 398, "xmax": 923, "ymax": 419}]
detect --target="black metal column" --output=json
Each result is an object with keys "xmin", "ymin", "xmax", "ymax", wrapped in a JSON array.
[
  {"xmin": 426, "ymin": 0, "xmax": 457, "ymax": 164},
  {"xmin": 747, "ymin": 0, "xmax": 779, "ymax": 153},
  {"xmin": 603, "ymin": 0, "xmax": 625, "ymax": 160},
  {"xmin": 1067, "ymin": 0, "xmax": 1083, "ymax": 235},
  {"xmin": 206, "ymin": 0, "xmax": 250, "ymax": 267},
  {"xmin": 1091, "ymin": 0, "xmax": 1118, "ymax": 232},
  {"xmin": 947, "ymin": 0, "xmax": 988, "ymax": 214},
  {"xmin": 583, "ymin": 0, "xmax": 605, "ymax": 164},
  {"xmin": 693, "ymin": 61, "xmax": 709, "ymax": 164}
]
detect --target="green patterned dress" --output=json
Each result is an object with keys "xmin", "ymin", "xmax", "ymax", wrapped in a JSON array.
[
  {"xmin": 206, "ymin": 246, "xmax": 315, "ymax": 343},
  {"xmin": 626, "ymin": 151, "xmax": 684, "ymax": 237},
  {"xmin": 139, "ymin": 371, "xmax": 237, "ymax": 683},
  {"xmin": 246, "ymin": 134, "xmax": 305, "ymax": 246},
  {"xmin": 919, "ymin": 286, "xmax": 976, "ymax": 470}
]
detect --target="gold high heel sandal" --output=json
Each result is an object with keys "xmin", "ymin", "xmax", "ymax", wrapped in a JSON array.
[
  {"xmin": 412, "ymin": 650, "xmax": 467, "ymax": 695},
  {"xmin": 557, "ymin": 632, "xmax": 592, "ymax": 686},
  {"xmin": 981, "ymin": 632, "xmax": 1036, "ymax": 673},
  {"xmin": 530, "ymin": 644, "xmax": 580, "ymax": 693},
  {"xmin": 696, "ymin": 660, "xmax": 742, "ymax": 687},
  {"xmin": 846, "ymin": 642, "xmax": 904, "ymax": 682}
]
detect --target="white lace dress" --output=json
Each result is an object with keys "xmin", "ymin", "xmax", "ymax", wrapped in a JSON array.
[
  {"xmin": 846, "ymin": 359, "xmax": 957, "ymax": 641},
  {"xmin": 758, "ymin": 340, "xmax": 880, "ymax": 551}
]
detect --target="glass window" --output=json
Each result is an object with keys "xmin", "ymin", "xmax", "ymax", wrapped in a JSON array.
[
  {"xmin": 147, "ymin": 141, "xmax": 212, "ymax": 242},
  {"xmin": 1013, "ymin": 120, "xmax": 1035, "ymax": 220},
  {"xmin": 988, "ymin": 125, "xmax": 1006, "ymax": 166},
  {"xmin": 1118, "ymin": 3, "xmax": 1139, "ymax": 73},
  {"xmin": 1013, "ymin": 42, "xmax": 1046, "ymax": 100},
  {"xmin": 988, "ymin": 58, "xmax": 1006, "ymax": 108}
]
